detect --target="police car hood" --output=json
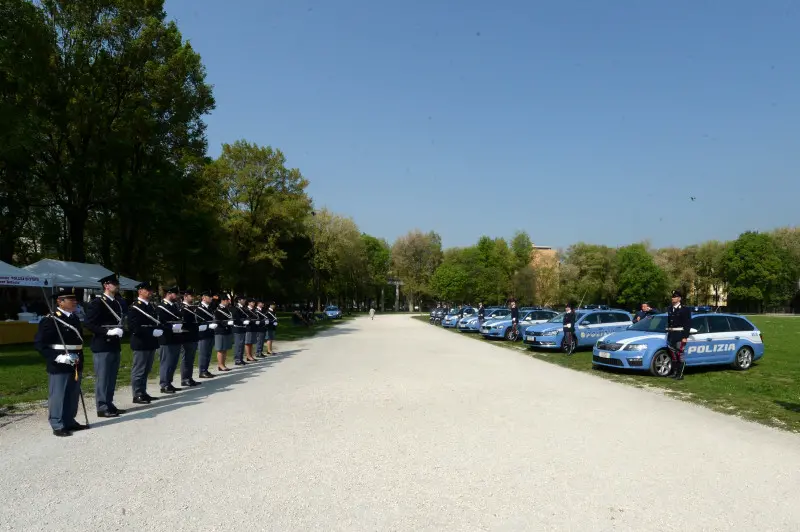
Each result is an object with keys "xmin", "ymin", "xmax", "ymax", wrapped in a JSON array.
[
  {"xmin": 599, "ymin": 330, "xmax": 665, "ymax": 346},
  {"xmin": 524, "ymin": 322, "xmax": 562, "ymax": 334}
]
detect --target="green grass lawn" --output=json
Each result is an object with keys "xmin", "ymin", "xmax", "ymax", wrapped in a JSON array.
[
  {"xmin": 414, "ymin": 315, "xmax": 800, "ymax": 432},
  {"xmin": 0, "ymin": 313, "xmax": 352, "ymax": 408}
]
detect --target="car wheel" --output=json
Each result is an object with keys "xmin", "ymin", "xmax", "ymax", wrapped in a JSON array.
[
  {"xmin": 731, "ymin": 346, "xmax": 753, "ymax": 370},
  {"xmin": 504, "ymin": 328, "xmax": 515, "ymax": 341},
  {"xmin": 649, "ymin": 350, "xmax": 672, "ymax": 377}
]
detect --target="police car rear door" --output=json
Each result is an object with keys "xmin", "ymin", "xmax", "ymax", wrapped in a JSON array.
[{"xmin": 704, "ymin": 315, "xmax": 738, "ymax": 364}]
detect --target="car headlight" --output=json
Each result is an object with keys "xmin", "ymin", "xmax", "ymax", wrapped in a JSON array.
[
  {"xmin": 623, "ymin": 344, "xmax": 647, "ymax": 351},
  {"xmin": 494, "ymin": 324, "xmax": 505, "ymax": 329},
  {"xmin": 541, "ymin": 329, "xmax": 559, "ymax": 336}
]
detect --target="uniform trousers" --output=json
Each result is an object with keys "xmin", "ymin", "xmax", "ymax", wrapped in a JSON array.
[
  {"xmin": 92, "ymin": 351, "xmax": 120, "ymax": 413},
  {"xmin": 131, "ymin": 349, "xmax": 155, "ymax": 397},
  {"xmin": 233, "ymin": 332, "xmax": 246, "ymax": 362},
  {"xmin": 255, "ymin": 331, "xmax": 266, "ymax": 355},
  {"xmin": 197, "ymin": 337, "xmax": 214, "ymax": 373},
  {"xmin": 48, "ymin": 371, "xmax": 80, "ymax": 430},
  {"xmin": 159, "ymin": 344, "xmax": 182, "ymax": 387},
  {"xmin": 180, "ymin": 342, "xmax": 198, "ymax": 381}
]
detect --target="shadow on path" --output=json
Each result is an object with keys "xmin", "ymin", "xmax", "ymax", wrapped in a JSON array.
[{"xmin": 87, "ymin": 349, "xmax": 303, "ymax": 429}]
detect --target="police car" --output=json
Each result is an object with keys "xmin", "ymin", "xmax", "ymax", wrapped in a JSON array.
[
  {"xmin": 457, "ymin": 307, "xmax": 508, "ymax": 332},
  {"xmin": 442, "ymin": 307, "xmax": 476, "ymax": 328},
  {"xmin": 592, "ymin": 313, "xmax": 764, "ymax": 376},
  {"xmin": 523, "ymin": 309, "xmax": 633, "ymax": 349},
  {"xmin": 481, "ymin": 309, "xmax": 559, "ymax": 340}
]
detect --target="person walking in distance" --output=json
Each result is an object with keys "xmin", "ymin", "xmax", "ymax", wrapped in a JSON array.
[
  {"xmin": 157, "ymin": 286, "xmax": 185, "ymax": 393},
  {"xmin": 195, "ymin": 291, "xmax": 218, "ymax": 379},
  {"xmin": 477, "ymin": 302, "xmax": 485, "ymax": 324},
  {"xmin": 509, "ymin": 299, "xmax": 519, "ymax": 338},
  {"xmin": 127, "ymin": 282, "xmax": 163, "ymax": 404},
  {"xmin": 85, "ymin": 274, "xmax": 125, "ymax": 418},
  {"xmin": 666, "ymin": 290, "xmax": 692, "ymax": 380},
  {"xmin": 213, "ymin": 293, "xmax": 234, "ymax": 372},
  {"xmin": 265, "ymin": 302, "xmax": 278, "ymax": 355},
  {"xmin": 369, "ymin": 304, "xmax": 376, "ymax": 320},
  {"xmin": 34, "ymin": 287, "xmax": 87, "ymax": 436}
]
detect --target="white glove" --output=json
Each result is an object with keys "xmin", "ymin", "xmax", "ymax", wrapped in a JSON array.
[
  {"xmin": 67, "ymin": 353, "xmax": 79, "ymax": 365},
  {"xmin": 243, "ymin": 320, "xmax": 250, "ymax": 325},
  {"xmin": 274, "ymin": 319, "xmax": 278, "ymax": 325},
  {"xmin": 227, "ymin": 320, "xmax": 234, "ymax": 326},
  {"xmin": 565, "ymin": 324, "xmax": 572, "ymax": 328},
  {"xmin": 172, "ymin": 323, "xmax": 182, "ymax": 332},
  {"xmin": 255, "ymin": 320, "xmax": 260, "ymax": 325},
  {"xmin": 198, "ymin": 324, "xmax": 208, "ymax": 332},
  {"xmin": 152, "ymin": 329, "xmax": 164, "ymax": 337},
  {"xmin": 209, "ymin": 323, "xmax": 218, "ymax": 330},
  {"xmin": 106, "ymin": 327, "xmax": 124, "ymax": 337},
  {"xmin": 55, "ymin": 354, "xmax": 72, "ymax": 365}
]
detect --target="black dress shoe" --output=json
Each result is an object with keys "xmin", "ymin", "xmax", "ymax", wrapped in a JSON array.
[
  {"xmin": 256, "ymin": 354, "xmax": 267, "ymax": 358},
  {"xmin": 67, "ymin": 423, "xmax": 88, "ymax": 431},
  {"xmin": 109, "ymin": 408, "xmax": 126, "ymax": 415},
  {"xmin": 234, "ymin": 361, "xmax": 246, "ymax": 366},
  {"xmin": 198, "ymin": 372, "xmax": 215, "ymax": 379},
  {"xmin": 160, "ymin": 386, "xmax": 176, "ymax": 394},
  {"xmin": 97, "ymin": 410, "xmax": 119, "ymax": 418},
  {"xmin": 143, "ymin": 393, "xmax": 159, "ymax": 401},
  {"xmin": 189, "ymin": 379, "xmax": 200, "ymax": 386},
  {"xmin": 53, "ymin": 428, "xmax": 72, "ymax": 437},
  {"xmin": 168, "ymin": 384, "xmax": 182, "ymax": 392},
  {"xmin": 133, "ymin": 395, "xmax": 151, "ymax": 404}
]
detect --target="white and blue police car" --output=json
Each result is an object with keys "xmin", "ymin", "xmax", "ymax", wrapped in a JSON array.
[
  {"xmin": 523, "ymin": 309, "xmax": 633, "ymax": 349},
  {"xmin": 481, "ymin": 309, "xmax": 559, "ymax": 340},
  {"xmin": 592, "ymin": 313, "xmax": 764, "ymax": 376},
  {"xmin": 458, "ymin": 307, "xmax": 508, "ymax": 332}
]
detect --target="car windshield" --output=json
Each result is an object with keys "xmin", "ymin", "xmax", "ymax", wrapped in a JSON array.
[
  {"xmin": 629, "ymin": 315, "xmax": 668, "ymax": 332},
  {"xmin": 546, "ymin": 311, "xmax": 585, "ymax": 323},
  {"xmin": 448, "ymin": 308, "xmax": 458, "ymax": 314},
  {"xmin": 325, "ymin": 306, "xmax": 337, "ymax": 311}
]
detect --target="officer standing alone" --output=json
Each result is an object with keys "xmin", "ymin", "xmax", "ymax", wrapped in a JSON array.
[
  {"xmin": 85, "ymin": 274, "xmax": 125, "ymax": 418},
  {"xmin": 34, "ymin": 287, "xmax": 87, "ymax": 436},
  {"xmin": 562, "ymin": 302, "xmax": 577, "ymax": 352},
  {"xmin": 666, "ymin": 290, "xmax": 692, "ymax": 380},
  {"xmin": 477, "ymin": 302, "xmax": 485, "ymax": 324}
]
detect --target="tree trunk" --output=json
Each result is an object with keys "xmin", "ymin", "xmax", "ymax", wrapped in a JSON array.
[
  {"xmin": 66, "ymin": 209, "xmax": 87, "ymax": 263},
  {"xmin": 394, "ymin": 284, "xmax": 400, "ymax": 311},
  {"xmin": 408, "ymin": 291, "xmax": 414, "ymax": 313},
  {"xmin": 380, "ymin": 286, "xmax": 385, "ymax": 312}
]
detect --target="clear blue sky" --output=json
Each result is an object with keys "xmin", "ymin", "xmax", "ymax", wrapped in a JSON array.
[{"xmin": 166, "ymin": 0, "xmax": 799, "ymax": 250}]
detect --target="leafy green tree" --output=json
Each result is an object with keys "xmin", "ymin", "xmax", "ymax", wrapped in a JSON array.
[
  {"xmin": 614, "ymin": 244, "xmax": 667, "ymax": 309},
  {"xmin": 207, "ymin": 140, "xmax": 311, "ymax": 292},
  {"xmin": 391, "ymin": 230, "xmax": 443, "ymax": 310},
  {"xmin": 29, "ymin": 0, "xmax": 214, "ymax": 263},
  {"xmin": 559, "ymin": 243, "xmax": 617, "ymax": 305},
  {"xmin": 362, "ymin": 234, "xmax": 391, "ymax": 309},
  {"xmin": 510, "ymin": 231, "xmax": 533, "ymax": 271},
  {"xmin": 722, "ymin": 231, "xmax": 793, "ymax": 312},
  {"xmin": 430, "ymin": 263, "xmax": 470, "ymax": 302}
]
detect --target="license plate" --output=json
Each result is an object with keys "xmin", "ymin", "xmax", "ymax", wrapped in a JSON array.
[
  {"xmin": 598, "ymin": 351, "xmax": 611, "ymax": 358},
  {"xmin": 526, "ymin": 335, "xmax": 536, "ymax": 342}
]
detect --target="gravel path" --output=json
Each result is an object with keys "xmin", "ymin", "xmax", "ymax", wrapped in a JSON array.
[{"xmin": 2, "ymin": 315, "xmax": 799, "ymax": 531}]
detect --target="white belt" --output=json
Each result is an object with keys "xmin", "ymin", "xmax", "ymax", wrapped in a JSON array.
[
  {"xmin": 50, "ymin": 344, "xmax": 82, "ymax": 350},
  {"xmin": 666, "ymin": 328, "xmax": 685, "ymax": 331}
]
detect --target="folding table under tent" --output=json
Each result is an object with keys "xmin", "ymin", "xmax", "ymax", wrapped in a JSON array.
[{"xmin": 22, "ymin": 259, "xmax": 141, "ymax": 291}]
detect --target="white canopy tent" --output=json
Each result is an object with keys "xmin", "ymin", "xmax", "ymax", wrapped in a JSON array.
[
  {"xmin": 22, "ymin": 259, "xmax": 141, "ymax": 291},
  {"xmin": 0, "ymin": 260, "xmax": 45, "ymax": 287}
]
